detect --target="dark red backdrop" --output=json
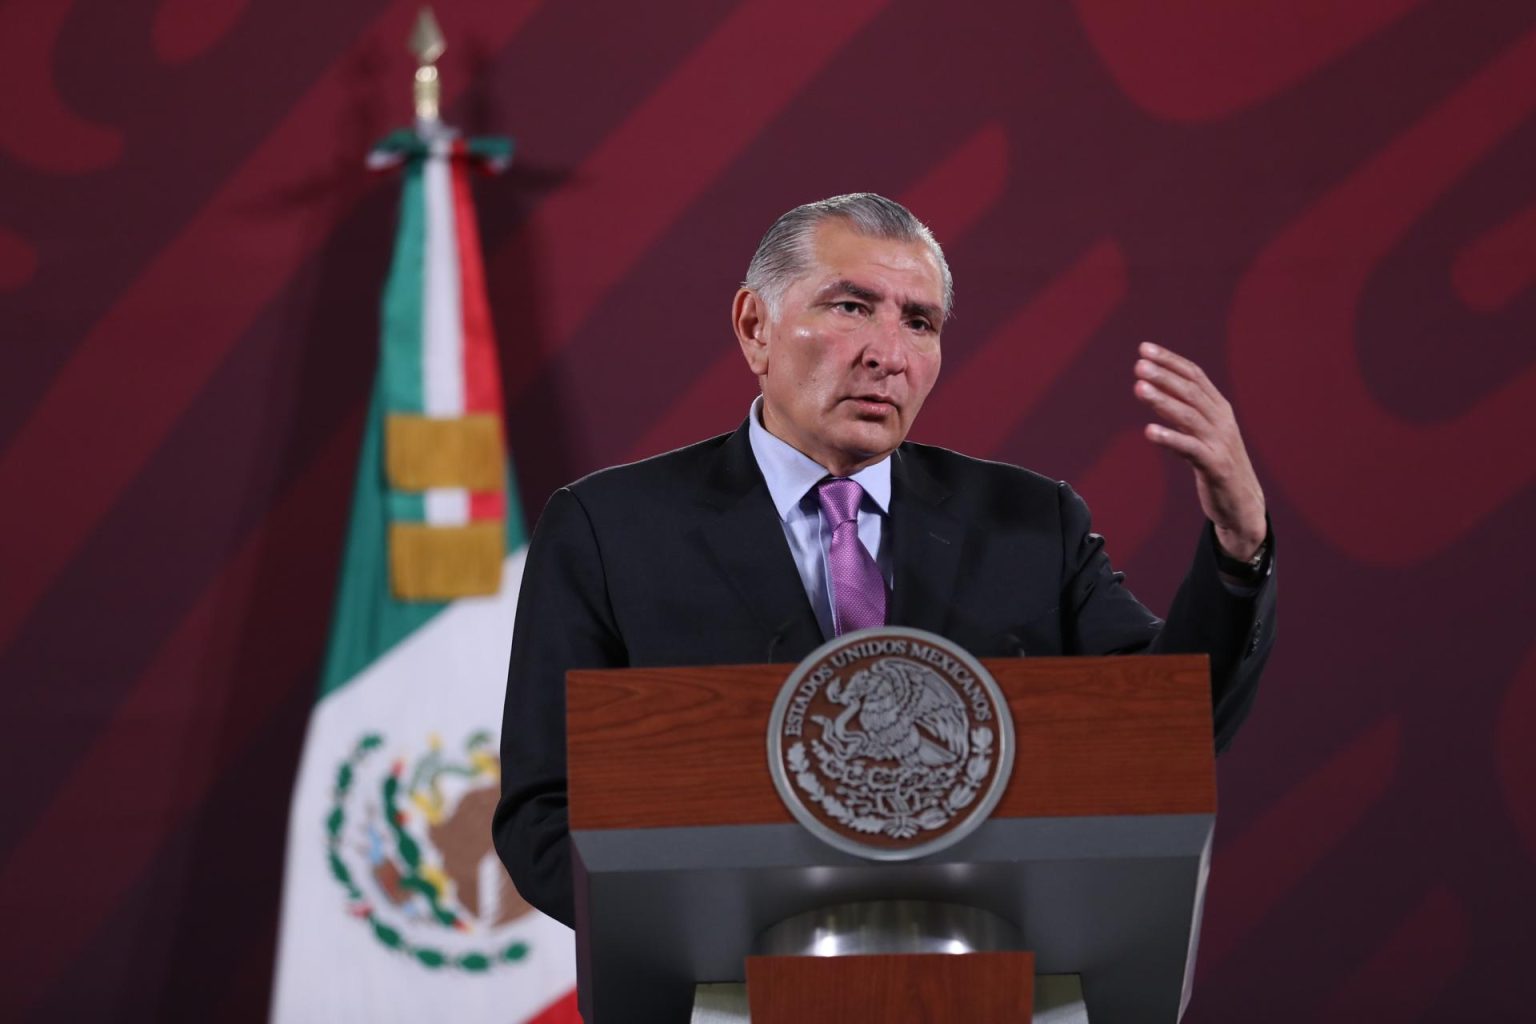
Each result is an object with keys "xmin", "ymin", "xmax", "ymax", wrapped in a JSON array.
[{"xmin": 2, "ymin": 0, "xmax": 1533, "ymax": 1020}]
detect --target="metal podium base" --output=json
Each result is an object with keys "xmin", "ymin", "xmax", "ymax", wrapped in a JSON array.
[
  {"xmin": 690, "ymin": 900, "xmax": 1089, "ymax": 1022},
  {"xmin": 755, "ymin": 899, "xmax": 1022, "ymax": 956}
]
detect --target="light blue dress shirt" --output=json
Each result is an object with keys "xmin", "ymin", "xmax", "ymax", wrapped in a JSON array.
[{"xmin": 746, "ymin": 396, "xmax": 892, "ymax": 640}]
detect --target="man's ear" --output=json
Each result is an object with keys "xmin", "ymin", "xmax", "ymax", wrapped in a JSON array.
[{"xmin": 733, "ymin": 288, "xmax": 770, "ymax": 375}]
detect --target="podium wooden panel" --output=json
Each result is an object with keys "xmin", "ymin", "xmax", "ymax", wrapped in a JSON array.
[
  {"xmin": 567, "ymin": 655, "xmax": 1216, "ymax": 1024},
  {"xmin": 569, "ymin": 656, "xmax": 1214, "ymax": 829},
  {"xmin": 746, "ymin": 952, "xmax": 1035, "ymax": 1024}
]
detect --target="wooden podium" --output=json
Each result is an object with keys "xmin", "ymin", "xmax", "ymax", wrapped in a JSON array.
[{"xmin": 567, "ymin": 655, "xmax": 1216, "ymax": 1023}]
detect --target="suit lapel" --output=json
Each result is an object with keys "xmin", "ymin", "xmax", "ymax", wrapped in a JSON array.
[
  {"xmin": 889, "ymin": 446, "xmax": 964, "ymax": 635},
  {"xmin": 695, "ymin": 423, "xmax": 825, "ymax": 661}
]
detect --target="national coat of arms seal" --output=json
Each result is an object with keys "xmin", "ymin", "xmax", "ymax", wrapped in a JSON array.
[{"xmin": 767, "ymin": 626, "xmax": 1015, "ymax": 860}]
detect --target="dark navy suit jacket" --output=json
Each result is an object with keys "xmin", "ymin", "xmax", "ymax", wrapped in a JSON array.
[{"xmin": 492, "ymin": 422, "xmax": 1276, "ymax": 927}]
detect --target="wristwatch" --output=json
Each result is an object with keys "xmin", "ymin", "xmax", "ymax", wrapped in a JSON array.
[{"xmin": 1215, "ymin": 535, "xmax": 1270, "ymax": 584}]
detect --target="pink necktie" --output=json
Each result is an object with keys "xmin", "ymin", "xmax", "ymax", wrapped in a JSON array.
[{"xmin": 816, "ymin": 478, "xmax": 887, "ymax": 635}]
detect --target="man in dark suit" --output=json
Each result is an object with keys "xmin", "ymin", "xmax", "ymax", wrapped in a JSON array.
[{"xmin": 493, "ymin": 194, "xmax": 1275, "ymax": 928}]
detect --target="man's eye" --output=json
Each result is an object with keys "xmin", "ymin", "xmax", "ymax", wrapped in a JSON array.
[
  {"xmin": 907, "ymin": 318, "xmax": 933, "ymax": 332},
  {"xmin": 834, "ymin": 301, "xmax": 866, "ymax": 315}
]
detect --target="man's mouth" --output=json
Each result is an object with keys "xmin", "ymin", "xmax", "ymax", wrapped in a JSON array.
[{"xmin": 845, "ymin": 394, "xmax": 898, "ymax": 415}]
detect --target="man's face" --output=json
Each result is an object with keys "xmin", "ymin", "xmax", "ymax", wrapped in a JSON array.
[{"xmin": 735, "ymin": 220, "xmax": 944, "ymax": 476}]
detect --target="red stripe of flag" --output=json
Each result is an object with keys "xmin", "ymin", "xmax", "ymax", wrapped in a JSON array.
[
  {"xmin": 469, "ymin": 490, "xmax": 506, "ymax": 521},
  {"xmin": 527, "ymin": 988, "xmax": 581, "ymax": 1024},
  {"xmin": 452, "ymin": 138, "xmax": 505, "ymax": 417}
]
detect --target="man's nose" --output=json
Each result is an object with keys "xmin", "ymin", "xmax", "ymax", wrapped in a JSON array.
[{"xmin": 862, "ymin": 315, "xmax": 909, "ymax": 374}]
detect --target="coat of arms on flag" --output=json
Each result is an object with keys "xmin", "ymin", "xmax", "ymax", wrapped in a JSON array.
[{"xmin": 325, "ymin": 730, "xmax": 533, "ymax": 969}]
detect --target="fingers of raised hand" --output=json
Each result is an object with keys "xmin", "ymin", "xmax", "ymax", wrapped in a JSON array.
[
  {"xmin": 1137, "ymin": 342, "xmax": 1225, "ymax": 408},
  {"xmin": 1143, "ymin": 421, "xmax": 1212, "ymax": 466},
  {"xmin": 1136, "ymin": 343, "xmax": 1266, "ymax": 538},
  {"xmin": 1136, "ymin": 345, "xmax": 1238, "ymax": 428},
  {"xmin": 1135, "ymin": 378, "xmax": 1210, "ymax": 433},
  {"xmin": 1134, "ymin": 345, "xmax": 1241, "ymax": 472}
]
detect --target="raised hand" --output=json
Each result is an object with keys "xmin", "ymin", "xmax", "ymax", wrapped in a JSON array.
[{"xmin": 1134, "ymin": 342, "xmax": 1267, "ymax": 561}]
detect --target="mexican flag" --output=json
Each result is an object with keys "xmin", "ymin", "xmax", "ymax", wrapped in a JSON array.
[{"xmin": 270, "ymin": 124, "xmax": 576, "ymax": 1023}]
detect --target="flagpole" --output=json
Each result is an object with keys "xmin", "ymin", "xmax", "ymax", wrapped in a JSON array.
[{"xmin": 410, "ymin": 7, "xmax": 446, "ymax": 130}]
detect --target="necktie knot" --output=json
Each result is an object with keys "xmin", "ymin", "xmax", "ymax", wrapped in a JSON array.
[{"xmin": 816, "ymin": 477, "xmax": 864, "ymax": 526}]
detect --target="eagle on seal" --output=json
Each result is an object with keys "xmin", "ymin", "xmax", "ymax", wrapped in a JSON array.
[{"xmin": 815, "ymin": 657, "xmax": 969, "ymax": 768}]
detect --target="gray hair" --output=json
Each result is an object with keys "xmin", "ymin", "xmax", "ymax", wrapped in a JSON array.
[{"xmin": 742, "ymin": 193, "xmax": 953, "ymax": 318}]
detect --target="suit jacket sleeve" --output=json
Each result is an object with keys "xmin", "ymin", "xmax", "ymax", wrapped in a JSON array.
[
  {"xmin": 1057, "ymin": 482, "xmax": 1274, "ymax": 752},
  {"xmin": 493, "ymin": 486, "xmax": 625, "ymax": 928}
]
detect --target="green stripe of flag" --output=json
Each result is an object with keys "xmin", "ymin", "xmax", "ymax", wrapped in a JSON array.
[{"xmin": 380, "ymin": 157, "xmax": 426, "ymax": 415}]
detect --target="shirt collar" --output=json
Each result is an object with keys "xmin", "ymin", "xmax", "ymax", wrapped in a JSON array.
[{"xmin": 747, "ymin": 396, "xmax": 892, "ymax": 521}]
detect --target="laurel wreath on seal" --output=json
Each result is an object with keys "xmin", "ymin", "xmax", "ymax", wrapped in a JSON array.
[
  {"xmin": 325, "ymin": 733, "xmax": 529, "ymax": 972},
  {"xmin": 788, "ymin": 728, "xmax": 995, "ymax": 839}
]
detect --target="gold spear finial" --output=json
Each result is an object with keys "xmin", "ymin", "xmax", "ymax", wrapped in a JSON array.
[{"xmin": 409, "ymin": 7, "xmax": 446, "ymax": 122}]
